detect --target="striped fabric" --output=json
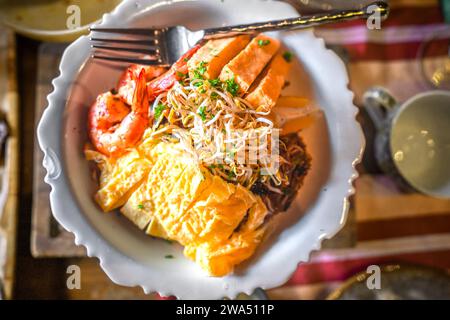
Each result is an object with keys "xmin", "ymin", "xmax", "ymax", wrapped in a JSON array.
[{"xmin": 267, "ymin": 0, "xmax": 450, "ymax": 300}]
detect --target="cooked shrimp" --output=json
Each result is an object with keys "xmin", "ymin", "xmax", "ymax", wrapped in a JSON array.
[
  {"xmin": 118, "ymin": 63, "xmax": 167, "ymax": 105},
  {"xmin": 89, "ymin": 69, "xmax": 149, "ymax": 157},
  {"xmin": 116, "ymin": 46, "xmax": 200, "ymax": 105},
  {"xmin": 147, "ymin": 45, "xmax": 201, "ymax": 101}
]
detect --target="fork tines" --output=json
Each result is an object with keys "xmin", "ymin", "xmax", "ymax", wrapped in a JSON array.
[
  {"xmin": 90, "ymin": 27, "xmax": 164, "ymax": 65},
  {"xmin": 90, "ymin": 27, "xmax": 162, "ymax": 35}
]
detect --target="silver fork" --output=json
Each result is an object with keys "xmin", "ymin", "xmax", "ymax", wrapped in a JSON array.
[{"xmin": 90, "ymin": 1, "xmax": 388, "ymax": 66}]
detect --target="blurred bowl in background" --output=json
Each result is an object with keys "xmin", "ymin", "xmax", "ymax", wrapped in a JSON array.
[
  {"xmin": 0, "ymin": 0, "xmax": 122, "ymax": 42},
  {"xmin": 328, "ymin": 264, "xmax": 450, "ymax": 300}
]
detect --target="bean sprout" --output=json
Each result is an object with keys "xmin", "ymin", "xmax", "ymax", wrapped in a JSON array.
[{"xmin": 146, "ymin": 73, "xmax": 283, "ymax": 189}]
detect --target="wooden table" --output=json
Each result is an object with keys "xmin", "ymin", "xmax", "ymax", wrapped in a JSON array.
[
  {"xmin": 31, "ymin": 43, "xmax": 85, "ymax": 258},
  {"xmin": 12, "ymin": 35, "xmax": 156, "ymax": 299},
  {"xmin": 0, "ymin": 27, "xmax": 19, "ymax": 301}
]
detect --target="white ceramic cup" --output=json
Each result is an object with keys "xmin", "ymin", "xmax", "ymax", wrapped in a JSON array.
[{"xmin": 364, "ymin": 88, "xmax": 450, "ymax": 198}]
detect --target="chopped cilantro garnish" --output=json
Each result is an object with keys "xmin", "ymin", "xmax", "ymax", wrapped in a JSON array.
[
  {"xmin": 193, "ymin": 81, "xmax": 203, "ymax": 87},
  {"xmin": 137, "ymin": 204, "xmax": 144, "ymax": 210},
  {"xmin": 258, "ymin": 39, "xmax": 271, "ymax": 47},
  {"xmin": 227, "ymin": 170, "xmax": 235, "ymax": 179},
  {"xmin": 199, "ymin": 88, "xmax": 206, "ymax": 94},
  {"xmin": 192, "ymin": 61, "xmax": 208, "ymax": 80},
  {"xmin": 210, "ymin": 92, "xmax": 219, "ymax": 100},
  {"xmin": 224, "ymin": 77, "xmax": 239, "ymax": 96},
  {"xmin": 192, "ymin": 69, "xmax": 203, "ymax": 80},
  {"xmin": 208, "ymin": 78, "xmax": 221, "ymax": 87},
  {"xmin": 154, "ymin": 103, "xmax": 166, "ymax": 119},
  {"xmin": 282, "ymin": 51, "xmax": 293, "ymax": 62},
  {"xmin": 197, "ymin": 105, "xmax": 207, "ymax": 121},
  {"xmin": 165, "ymin": 254, "xmax": 174, "ymax": 259},
  {"xmin": 183, "ymin": 57, "xmax": 189, "ymax": 62},
  {"xmin": 192, "ymin": 70, "xmax": 202, "ymax": 79},
  {"xmin": 218, "ymin": 164, "xmax": 224, "ymax": 169},
  {"xmin": 198, "ymin": 61, "xmax": 207, "ymax": 74}
]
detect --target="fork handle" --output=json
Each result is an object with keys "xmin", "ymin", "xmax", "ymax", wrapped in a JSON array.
[{"xmin": 202, "ymin": 1, "xmax": 388, "ymax": 39}]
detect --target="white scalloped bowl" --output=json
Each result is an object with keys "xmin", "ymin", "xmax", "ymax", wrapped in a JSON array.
[{"xmin": 37, "ymin": 0, "xmax": 364, "ymax": 299}]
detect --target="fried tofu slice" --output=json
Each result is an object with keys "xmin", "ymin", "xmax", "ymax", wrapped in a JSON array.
[
  {"xmin": 184, "ymin": 197, "xmax": 269, "ymax": 276},
  {"xmin": 245, "ymin": 53, "xmax": 291, "ymax": 113},
  {"xmin": 97, "ymin": 140, "xmax": 185, "ymax": 215},
  {"xmin": 219, "ymin": 35, "xmax": 280, "ymax": 95},
  {"xmin": 274, "ymin": 96, "xmax": 309, "ymax": 109},
  {"xmin": 91, "ymin": 149, "xmax": 151, "ymax": 212},
  {"xmin": 173, "ymin": 177, "xmax": 256, "ymax": 245},
  {"xmin": 188, "ymin": 35, "xmax": 251, "ymax": 80},
  {"xmin": 146, "ymin": 218, "xmax": 169, "ymax": 239},
  {"xmin": 238, "ymin": 197, "xmax": 269, "ymax": 233},
  {"xmin": 159, "ymin": 163, "xmax": 213, "ymax": 241},
  {"xmin": 186, "ymin": 228, "xmax": 266, "ymax": 277},
  {"xmin": 140, "ymin": 163, "xmax": 252, "ymax": 247},
  {"xmin": 269, "ymin": 96, "xmax": 319, "ymax": 134},
  {"xmin": 120, "ymin": 171, "xmax": 158, "ymax": 231},
  {"xmin": 120, "ymin": 142, "xmax": 213, "ymax": 239},
  {"xmin": 137, "ymin": 130, "xmax": 174, "ymax": 164},
  {"xmin": 120, "ymin": 144, "xmax": 186, "ymax": 232}
]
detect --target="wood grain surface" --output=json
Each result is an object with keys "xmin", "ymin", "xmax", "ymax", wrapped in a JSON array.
[
  {"xmin": 31, "ymin": 43, "xmax": 86, "ymax": 257},
  {"xmin": 0, "ymin": 28, "xmax": 19, "ymax": 300}
]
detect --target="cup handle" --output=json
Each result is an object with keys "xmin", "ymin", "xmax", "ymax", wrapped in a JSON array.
[{"xmin": 363, "ymin": 87, "xmax": 397, "ymax": 130}]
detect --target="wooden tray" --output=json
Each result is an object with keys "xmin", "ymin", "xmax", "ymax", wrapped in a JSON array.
[
  {"xmin": 31, "ymin": 43, "xmax": 85, "ymax": 257},
  {"xmin": 0, "ymin": 28, "xmax": 20, "ymax": 299}
]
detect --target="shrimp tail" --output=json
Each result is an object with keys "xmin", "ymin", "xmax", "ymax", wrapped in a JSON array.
[{"xmin": 132, "ymin": 69, "xmax": 149, "ymax": 114}]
